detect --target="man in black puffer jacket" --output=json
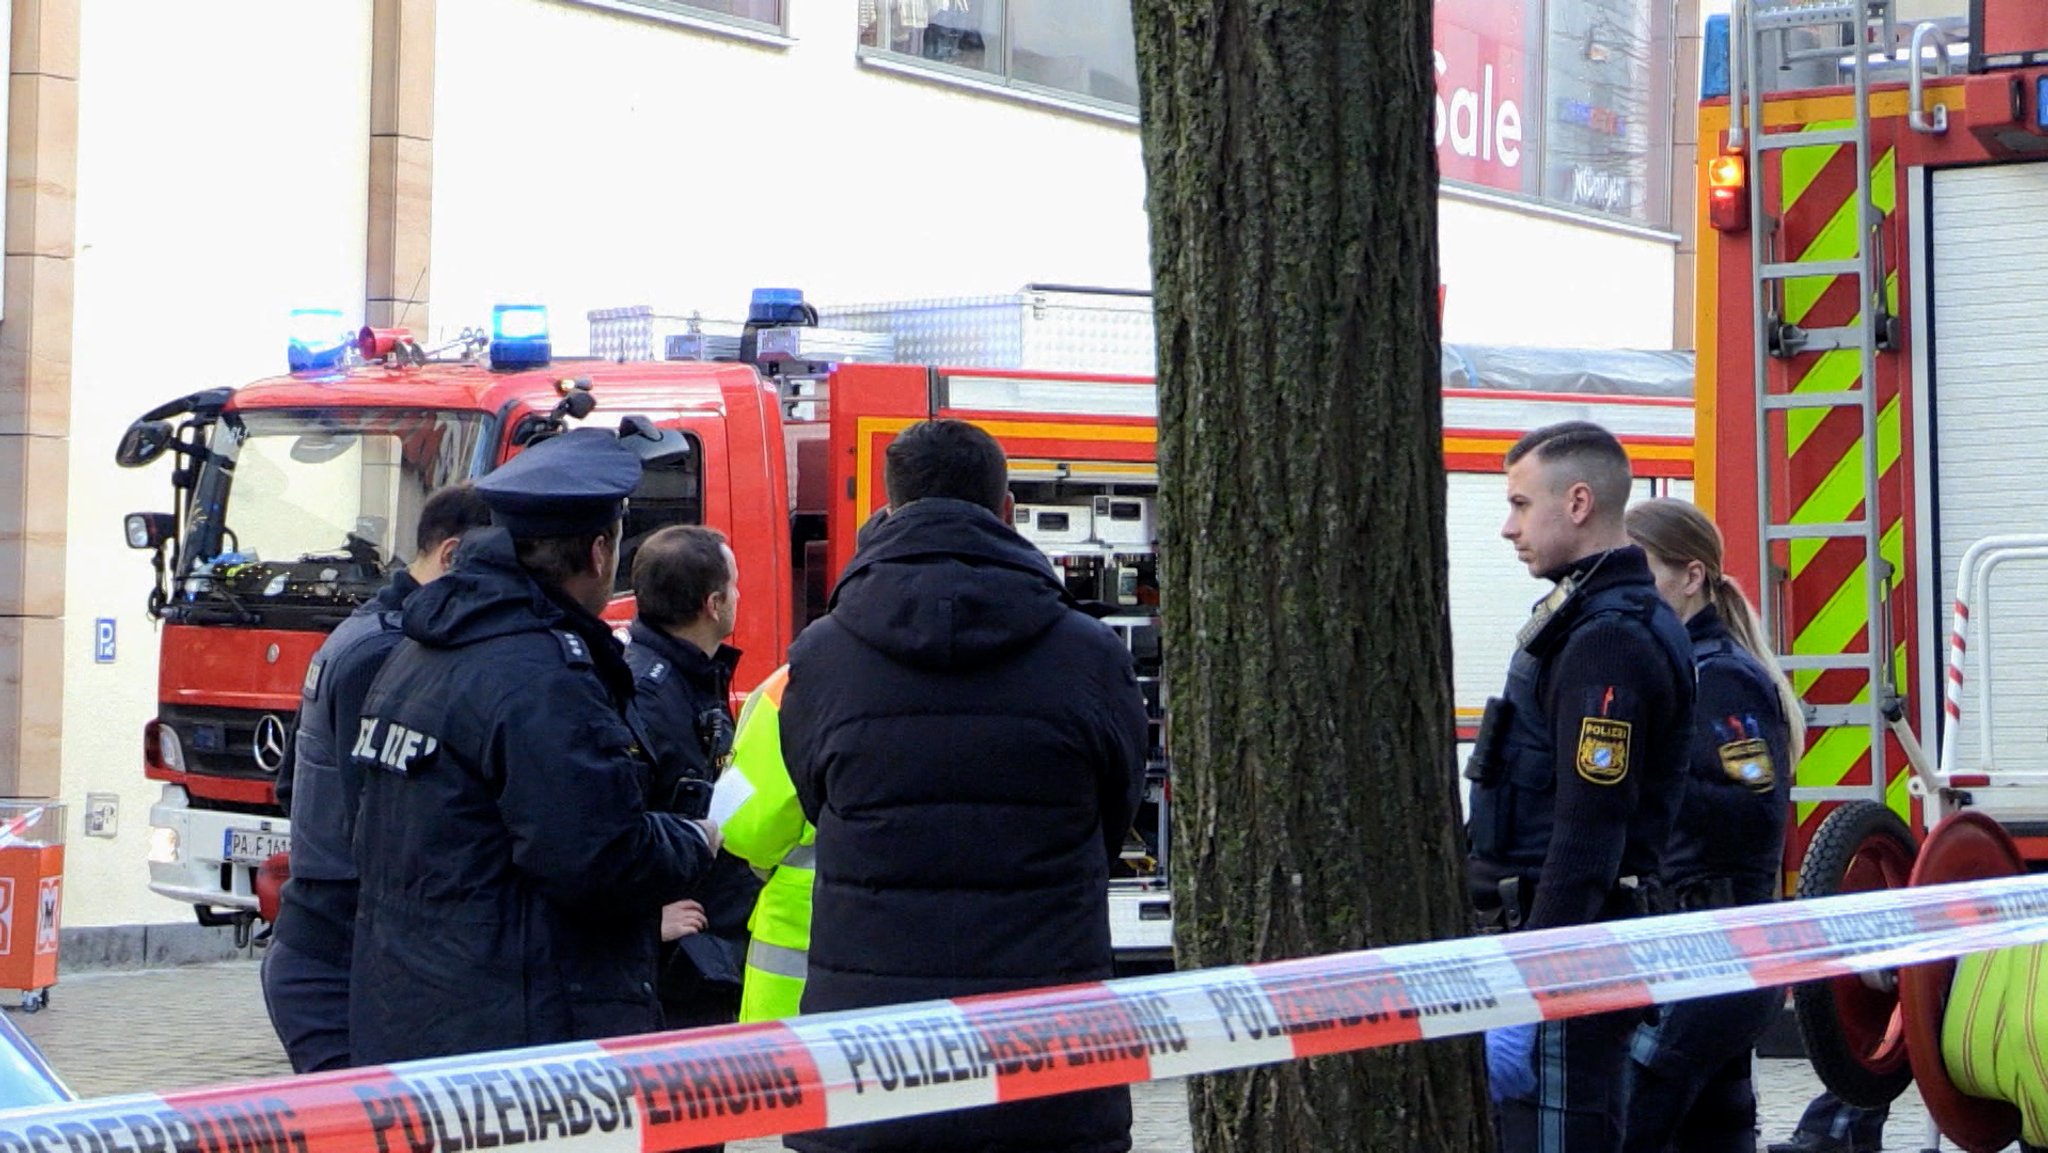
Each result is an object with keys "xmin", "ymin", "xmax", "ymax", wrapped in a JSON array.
[{"xmin": 782, "ymin": 419, "xmax": 1148, "ymax": 1153}]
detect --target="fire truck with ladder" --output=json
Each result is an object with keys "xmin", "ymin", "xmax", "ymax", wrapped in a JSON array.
[
  {"xmin": 1700, "ymin": 0, "xmax": 2048, "ymax": 1142},
  {"xmin": 116, "ymin": 288, "xmax": 1694, "ymax": 966}
]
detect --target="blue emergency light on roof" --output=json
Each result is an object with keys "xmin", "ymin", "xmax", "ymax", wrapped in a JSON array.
[
  {"xmin": 287, "ymin": 308, "xmax": 350, "ymax": 372},
  {"xmin": 490, "ymin": 304, "xmax": 551, "ymax": 371},
  {"xmin": 1701, "ymin": 16, "xmax": 1730, "ymax": 101},
  {"xmin": 748, "ymin": 288, "xmax": 810, "ymax": 326}
]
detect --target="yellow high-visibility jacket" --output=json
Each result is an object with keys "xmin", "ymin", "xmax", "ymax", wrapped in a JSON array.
[{"xmin": 715, "ymin": 666, "xmax": 814, "ymax": 1022}]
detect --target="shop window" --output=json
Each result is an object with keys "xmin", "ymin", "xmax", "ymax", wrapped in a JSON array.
[
  {"xmin": 1539, "ymin": 0, "xmax": 1673, "ymax": 226},
  {"xmin": 1435, "ymin": 0, "xmax": 1545, "ymax": 200},
  {"xmin": 859, "ymin": 0, "xmax": 1139, "ymax": 112},
  {"xmin": 850, "ymin": 0, "xmax": 1674, "ymax": 229}
]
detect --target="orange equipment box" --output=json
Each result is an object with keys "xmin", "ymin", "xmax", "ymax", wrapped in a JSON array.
[{"xmin": 0, "ymin": 802, "xmax": 65, "ymax": 1007}]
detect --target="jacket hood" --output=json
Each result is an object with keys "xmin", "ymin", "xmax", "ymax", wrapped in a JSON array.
[
  {"xmin": 828, "ymin": 498, "xmax": 1074, "ymax": 671},
  {"xmin": 372, "ymin": 568, "xmax": 422, "ymax": 614},
  {"xmin": 404, "ymin": 527, "xmax": 576, "ymax": 648}
]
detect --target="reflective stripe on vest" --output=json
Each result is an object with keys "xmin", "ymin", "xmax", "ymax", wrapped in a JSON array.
[
  {"xmin": 781, "ymin": 843, "xmax": 816, "ymax": 870},
  {"xmin": 737, "ymin": 667, "xmax": 791, "ymax": 732},
  {"xmin": 747, "ymin": 938, "xmax": 809, "ymax": 980}
]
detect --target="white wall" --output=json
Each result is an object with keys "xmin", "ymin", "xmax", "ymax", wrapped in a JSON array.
[
  {"xmin": 430, "ymin": 0, "xmax": 1155, "ymax": 350},
  {"xmin": 61, "ymin": 2, "xmax": 373, "ymax": 928},
  {"xmin": 432, "ymin": 0, "xmax": 1676, "ymax": 355},
  {"xmin": 1440, "ymin": 195, "xmax": 1677, "ymax": 349}
]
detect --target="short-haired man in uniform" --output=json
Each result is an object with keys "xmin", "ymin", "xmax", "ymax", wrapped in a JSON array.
[
  {"xmin": 1465, "ymin": 421, "xmax": 1695, "ymax": 1153},
  {"xmin": 349, "ymin": 427, "xmax": 720, "ymax": 1063},
  {"xmin": 623, "ymin": 524, "xmax": 762, "ymax": 1044},
  {"xmin": 262, "ymin": 482, "xmax": 492, "ymax": 1073}
]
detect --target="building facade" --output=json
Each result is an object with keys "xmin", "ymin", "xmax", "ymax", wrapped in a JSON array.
[{"xmin": 0, "ymin": 0, "xmax": 1695, "ymax": 936}]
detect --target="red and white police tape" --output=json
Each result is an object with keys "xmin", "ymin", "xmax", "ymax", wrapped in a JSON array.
[{"xmin": 6, "ymin": 874, "xmax": 2048, "ymax": 1152}]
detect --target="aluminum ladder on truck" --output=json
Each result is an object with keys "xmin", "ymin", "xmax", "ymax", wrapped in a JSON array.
[{"xmin": 1731, "ymin": 0, "xmax": 1901, "ymax": 810}]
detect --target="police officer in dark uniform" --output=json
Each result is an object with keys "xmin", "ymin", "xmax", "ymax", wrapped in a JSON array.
[
  {"xmin": 1467, "ymin": 421, "xmax": 1695, "ymax": 1153},
  {"xmin": 623, "ymin": 524, "xmax": 763, "ymax": 1040},
  {"xmin": 349, "ymin": 427, "xmax": 719, "ymax": 1064},
  {"xmin": 1621, "ymin": 498, "xmax": 1797, "ymax": 1153},
  {"xmin": 260, "ymin": 483, "xmax": 492, "ymax": 1072}
]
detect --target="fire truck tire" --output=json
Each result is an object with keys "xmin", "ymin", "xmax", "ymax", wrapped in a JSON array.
[{"xmin": 1791, "ymin": 799, "xmax": 1918, "ymax": 1110}]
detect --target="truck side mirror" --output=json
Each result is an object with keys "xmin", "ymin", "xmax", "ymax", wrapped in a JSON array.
[
  {"xmin": 558, "ymin": 389, "xmax": 597, "ymax": 422},
  {"xmin": 617, "ymin": 415, "xmax": 692, "ymax": 464},
  {"xmin": 115, "ymin": 420, "xmax": 176, "ymax": 468},
  {"xmin": 124, "ymin": 512, "xmax": 177, "ymax": 550}
]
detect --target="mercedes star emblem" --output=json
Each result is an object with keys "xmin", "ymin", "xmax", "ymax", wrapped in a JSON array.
[{"xmin": 253, "ymin": 714, "xmax": 289, "ymax": 774}]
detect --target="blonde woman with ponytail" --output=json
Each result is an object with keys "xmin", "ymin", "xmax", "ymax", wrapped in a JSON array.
[{"xmin": 1619, "ymin": 497, "xmax": 1799, "ymax": 1152}]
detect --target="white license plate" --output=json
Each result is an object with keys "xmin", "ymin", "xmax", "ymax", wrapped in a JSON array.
[{"xmin": 224, "ymin": 828, "xmax": 289, "ymax": 865}]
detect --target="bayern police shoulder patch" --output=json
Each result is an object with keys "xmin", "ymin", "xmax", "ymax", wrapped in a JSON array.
[
  {"xmin": 1719, "ymin": 737, "xmax": 1776, "ymax": 792},
  {"xmin": 1576, "ymin": 717, "xmax": 1632, "ymax": 786}
]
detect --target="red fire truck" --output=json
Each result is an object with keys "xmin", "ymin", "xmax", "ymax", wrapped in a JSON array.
[
  {"xmin": 117, "ymin": 289, "xmax": 1694, "ymax": 964},
  {"xmin": 1698, "ymin": 0, "xmax": 2048, "ymax": 1125}
]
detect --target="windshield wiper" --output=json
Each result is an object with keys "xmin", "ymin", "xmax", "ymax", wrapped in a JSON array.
[
  {"xmin": 169, "ymin": 602, "xmax": 262, "ymax": 626},
  {"xmin": 175, "ymin": 581, "xmax": 262, "ymax": 626}
]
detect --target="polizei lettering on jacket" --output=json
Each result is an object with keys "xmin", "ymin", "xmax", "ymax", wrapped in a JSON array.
[
  {"xmin": 351, "ymin": 718, "xmax": 440, "ymax": 776},
  {"xmin": 356, "ymin": 1060, "xmax": 636, "ymax": 1153},
  {"xmin": 0, "ymin": 1098, "xmax": 309, "ymax": 1153}
]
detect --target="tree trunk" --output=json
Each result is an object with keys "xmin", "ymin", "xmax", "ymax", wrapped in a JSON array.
[{"xmin": 1131, "ymin": 1, "xmax": 1492, "ymax": 1148}]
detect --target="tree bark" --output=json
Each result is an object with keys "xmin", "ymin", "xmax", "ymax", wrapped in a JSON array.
[{"xmin": 1131, "ymin": 1, "xmax": 1492, "ymax": 1148}]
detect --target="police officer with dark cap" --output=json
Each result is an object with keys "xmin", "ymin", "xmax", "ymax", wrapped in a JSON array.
[
  {"xmin": 1466, "ymin": 421, "xmax": 1694, "ymax": 1153},
  {"xmin": 349, "ymin": 427, "xmax": 721, "ymax": 1064}
]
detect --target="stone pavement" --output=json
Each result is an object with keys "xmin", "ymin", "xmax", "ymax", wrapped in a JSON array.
[{"xmin": 3, "ymin": 962, "xmax": 1962, "ymax": 1151}]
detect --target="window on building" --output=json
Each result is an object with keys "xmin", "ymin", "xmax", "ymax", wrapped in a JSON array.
[
  {"xmin": 1432, "ymin": 0, "xmax": 1674, "ymax": 228},
  {"xmin": 613, "ymin": 0, "xmax": 784, "ymax": 33},
  {"xmin": 854, "ymin": 0, "xmax": 1675, "ymax": 228},
  {"xmin": 1435, "ymin": 0, "xmax": 1544, "ymax": 199},
  {"xmin": 1011, "ymin": 0, "xmax": 1139, "ymax": 106},
  {"xmin": 1539, "ymin": 0, "xmax": 1673, "ymax": 226},
  {"xmin": 859, "ymin": 0, "xmax": 1139, "ymax": 112}
]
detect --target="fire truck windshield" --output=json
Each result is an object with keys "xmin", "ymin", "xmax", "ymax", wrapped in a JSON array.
[{"xmin": 176, "ymin": 407, "xmax": 491, "ymax": 624}]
